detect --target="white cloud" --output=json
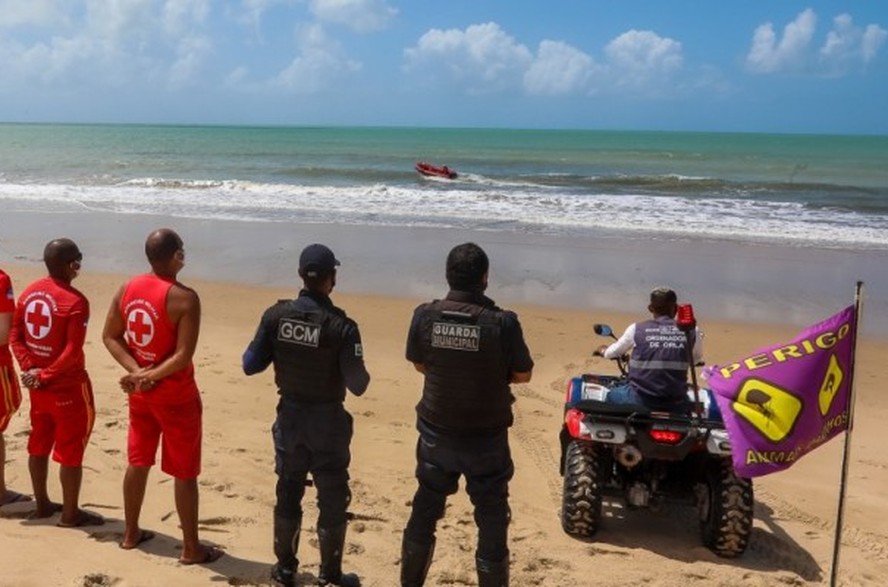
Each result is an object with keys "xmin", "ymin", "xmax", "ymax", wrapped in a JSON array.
[
  {"xmin": 161, "ymin": 1, "xmax": 214, "ymax": 88},
  {"xmin": 862, "ymin": 24, "xmax": 888, "ymax": 62},
  {"xmin": 821, "ymin": 14, "xmax": 856, "ymax": 62},
  {"xmin": 273, "ymin": 23, "xmax": 361, "ymax": 93},
  {"xmin": 605, "ymin": 29, "xmax": 683, "ymax": 88},
  {"xmin": 0, "ymin": 0, "xmax": 69, "ymax": 28},
  {"xmin": 404, "ymin": 22, "xmax": 533, "ymax": 94},
  {"xmin": 85, "ymin": 0, "xmax": 156, "ymax": 44},
  {"xmin": 0, "ymin": 34, "xmax": 96, "ymax": 86},
  {"xmin": 236, "ymin": 0, "xmax": 294, "ymax": 40},
  {"xmin": 405, "ymin": 23, "xmax": 686, "ymax": 96},
  {"xmin": 523, "ymin": 40, "xmax": 599, "ymax": 96},
  {"xmin": 819, "ymin": 13, "xmax": 887, "ymax": 74},
  {"xmin": 746, "ymin": 8, "xmax": 817, "ymax": 73},
  {"xmin": 169, "ymin": 34, "xmax": 213, "ymax": 88},
  {"xmin": 0, "ymin": 0, "xmax": 217, "ymax": 91},
  {"xmin": 224, "ymin": 65, "xmax": 250, "ymax": 88},
  {"xmin": 309, "ymin": 0, "xmax": 397, "ymax": 33},
  {"xmin": 0, "ymin": 0, "xmax": 369, "ymax": 96},
  {"xmin": 746, "ymin": 9, "xmax": 887, "ymax": 75},
  {"xmin": 163, "ymin": 0, "xmax": 210, "ymax": 36}
]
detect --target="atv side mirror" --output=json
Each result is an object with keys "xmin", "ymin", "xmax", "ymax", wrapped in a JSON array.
[{"xmin": 593, "ymin": 324, "xmax": 613, "ymax": 337}]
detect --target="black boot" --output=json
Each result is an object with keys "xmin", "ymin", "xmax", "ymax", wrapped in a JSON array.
[
  {"xmin": 317, "ymin": 523, "xmax": 360, "ymax": 587},
  {"xmin": 476, "ymin": 555, "xmax": 509, "ymax": 587},
  {"xmin": 271, "ymin": 515, "xmax": 301, "ymax": 587},
  {"xmin": 400, "ymin": 536, "xmax": 435, "ymax": 587}
]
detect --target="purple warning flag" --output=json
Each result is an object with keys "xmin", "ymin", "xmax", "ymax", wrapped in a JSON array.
[{"xmin": 705, "ymin": 305, "xmax": 856, "ymax": 478}]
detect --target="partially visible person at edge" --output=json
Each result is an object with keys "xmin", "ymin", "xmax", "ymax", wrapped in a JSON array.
[
  {"xmin": 102, "ymin": 228, "xmax": 223, "ymax": 563},
  {"xmin": 595, "ymin": 286, "xmax": 704, "ymax": 414},
  {"xmin": 9, "ymin": 239, "xmax": 103, "ymax": 527},
  {"xmin": 243, "ymin": 243, "xmax": 370, "ymax": 587},
  {"xmin": 400, "ymin": 242, "xmax": 533, "ymax": 587},
  {"xmin": 0, "ymin": 268, "xmax": 30, "ymax": 506}
]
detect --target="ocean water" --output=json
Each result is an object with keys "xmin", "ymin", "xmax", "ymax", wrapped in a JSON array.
[{"xmin": 1, "ymin": 123, "xmax": 887, "ymax": 251}]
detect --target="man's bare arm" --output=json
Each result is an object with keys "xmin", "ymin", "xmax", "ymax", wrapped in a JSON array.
[
  {"xmin": 102, "ymin": 285, "xmax": 141, "ymax": 373},
  {"xmin": 510, "ymin": 370, "xmax": 532, "ymax": 384}
]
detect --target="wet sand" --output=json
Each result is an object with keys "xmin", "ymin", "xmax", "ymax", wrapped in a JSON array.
[{"xmin": 2, "ymin": 209, "xmax": 886, "ymax": 336}]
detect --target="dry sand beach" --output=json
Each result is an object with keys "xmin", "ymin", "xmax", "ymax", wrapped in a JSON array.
[{"xmin": 1, "ymin": 215, "xmax": 887, "ymax": 586}]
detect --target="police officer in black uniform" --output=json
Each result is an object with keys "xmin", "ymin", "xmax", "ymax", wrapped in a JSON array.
[
  {"xmin": 400, "ymin": 242, "xmax": 533, "ymax": 587},
  {"xmin": 243, "ymin": 243, "xmax": 370, "ymax": 587}
]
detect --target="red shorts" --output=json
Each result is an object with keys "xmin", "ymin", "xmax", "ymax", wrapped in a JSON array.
[
  {"xmin": 1, "ymin": 364, "xmax": 23, "ymax": 432},
  {"xmin": 28, "ymin": 380, "xmax": 95, "ymax": 467},
  {"xmin": 127, "ymin": 394, "xmax": 202, "ymax": 480}
]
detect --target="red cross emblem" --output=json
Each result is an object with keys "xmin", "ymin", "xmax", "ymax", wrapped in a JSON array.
[
  {"xmin": 126, "ymin": 308, "xmax": 155, "ymax": 348},
  {"xmin": 25, "ymin": 299, "xmax": 52, "ymax": 340}
]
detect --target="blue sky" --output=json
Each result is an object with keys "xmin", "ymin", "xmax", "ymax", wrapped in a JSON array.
[{"xmin": 1, "ymin": 1, "xmax": 886, "ymax": 134}]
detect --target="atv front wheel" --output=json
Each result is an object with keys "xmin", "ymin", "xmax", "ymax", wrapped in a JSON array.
[
  {"xmin": 561, "ymin": 440, "xmax": 604, "ymax": 538},
  {"xmin": 699, "ymin": 458, "xmax": 754, "ymax": 557}
]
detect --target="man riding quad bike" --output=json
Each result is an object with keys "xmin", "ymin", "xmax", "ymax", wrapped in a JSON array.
[{"xmin": 558, "ymin": 289, "xmax": 754, "ymax": 557}]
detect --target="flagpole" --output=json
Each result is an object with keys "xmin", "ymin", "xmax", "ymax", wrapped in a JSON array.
[{"xmin": 829, "ymin": 281, "xmax": 864, "ymax": 587}]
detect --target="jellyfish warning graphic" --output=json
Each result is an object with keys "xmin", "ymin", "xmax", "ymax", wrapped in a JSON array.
[{"xmin": 705, "ymin": 305, "xmax": 856, "ymax": 478}]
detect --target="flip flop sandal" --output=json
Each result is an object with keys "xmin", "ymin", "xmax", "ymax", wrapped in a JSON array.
[
  {"xmin": 119, "ymin": 529, "xmax": 156, "ymax": 550},
  {"xmin": 179, "ymin": 545, "xmax": 224, "ymax": 565},
  {"xmin": 0, "ymin": 491, "xmax": 33, "ymax": 506},
  {"xmin": 56, "ymin": 511, "xmax": 105, "ymax": 528}
]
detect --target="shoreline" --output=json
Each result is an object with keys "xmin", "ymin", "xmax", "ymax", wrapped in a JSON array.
[{"xmin": 2, "ymin": 210, "xmax": 886, "ymax": 339}]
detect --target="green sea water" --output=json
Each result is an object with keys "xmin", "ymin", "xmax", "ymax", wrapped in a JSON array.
[{"xmin": 1, "ymin": 123, "xmax": 887, "ymax": 248}]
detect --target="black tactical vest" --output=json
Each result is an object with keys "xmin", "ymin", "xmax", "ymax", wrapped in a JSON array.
[
  {"xmin": 268, "ymin": 298, "xmax": 349, "ymax": 404},
  {"xmin": 416, "ymin": 298, "xmax": 514, "ymax": 432}
]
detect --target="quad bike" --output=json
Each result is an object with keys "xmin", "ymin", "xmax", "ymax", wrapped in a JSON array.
[{"xmin": 558, "ymin": 324, "xmax": 754, "ymax": 557}]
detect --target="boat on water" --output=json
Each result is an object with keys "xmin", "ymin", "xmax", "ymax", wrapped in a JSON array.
[{"xmin": 415, "ymin": 161, "xmax": 457, "ymax": 179}]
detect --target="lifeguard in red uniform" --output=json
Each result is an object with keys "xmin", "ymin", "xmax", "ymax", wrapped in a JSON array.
[
  {"xmin": 0, "ymin": 268, "xmax": 29, "ymax": 506},
  {"xmin": 9, "ymin": 239, "xmax": 102, "ymax": 527},
  {"xmin": 103, "ymin": 228, "xmax": 222, "ymax": 563}
]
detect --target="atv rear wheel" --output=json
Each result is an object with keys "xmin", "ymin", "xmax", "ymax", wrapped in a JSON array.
[
  {"xmin": 699, "ymin": 458, "xmax": 754, "ymax": 557},
  {"xmin": 561, "ymin": 440, "xmax": 604, "ymax": 538}
]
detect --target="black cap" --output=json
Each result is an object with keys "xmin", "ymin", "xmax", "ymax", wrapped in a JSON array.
[{"xmin": 299, "ymin": 243, "xmax": 340, "ymax": 277}]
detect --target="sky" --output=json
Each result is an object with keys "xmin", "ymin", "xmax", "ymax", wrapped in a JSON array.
[{"xmin": 1, "ymin": 1, "xmax": 887, "ymax": 134}]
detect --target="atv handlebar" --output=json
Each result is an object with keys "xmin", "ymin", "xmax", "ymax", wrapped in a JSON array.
[{"xmin": 592, "ymin": 323, "xmax": 627, "ymax": 374}]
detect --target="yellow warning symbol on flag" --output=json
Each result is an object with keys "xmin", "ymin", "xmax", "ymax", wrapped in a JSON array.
[
  {"xmin": 818, "ymin": 354, "xmax": 844, "ymax": 416},
  {"xmin": 733, "ymin": 379, "xmax": 803, "ymax": 443}
]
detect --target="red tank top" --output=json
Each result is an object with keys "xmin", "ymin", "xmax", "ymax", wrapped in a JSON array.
[
  {"xmin": 121, "ymin": 274, "xmax": 198, "ymax": 405},
  {"xmin": 13, "ymin": 277, "xmax": 89, "ymax": 385},
  {"xmin": 1, "ymin": 270, "xmax": 15, "ymax": 367}
]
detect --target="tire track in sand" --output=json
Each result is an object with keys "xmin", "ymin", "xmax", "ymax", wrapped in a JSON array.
[
  {"xmin": 757, "ymin": 487, "xmax": 888, "ymax": 561},
  {"xmin": 751, "ymin": 487, "xmax": 887, "ymax": 582},
  {"xmin": 511, "ymin": 382, "xmax": 565, "ymax": 510}
]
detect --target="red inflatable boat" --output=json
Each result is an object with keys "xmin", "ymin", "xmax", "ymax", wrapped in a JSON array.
[{"xmin": 415, "ymin": 161, "xmax": 458, "ymax": 179}]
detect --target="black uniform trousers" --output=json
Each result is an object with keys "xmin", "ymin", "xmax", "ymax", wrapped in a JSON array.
[
  {"xmin": 405, "ymin": 418, "xmax": 514, "ymax": 562},
  {"xmin": 273, "ymin": 396, "xmax": 353, "ymax": 529}
]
